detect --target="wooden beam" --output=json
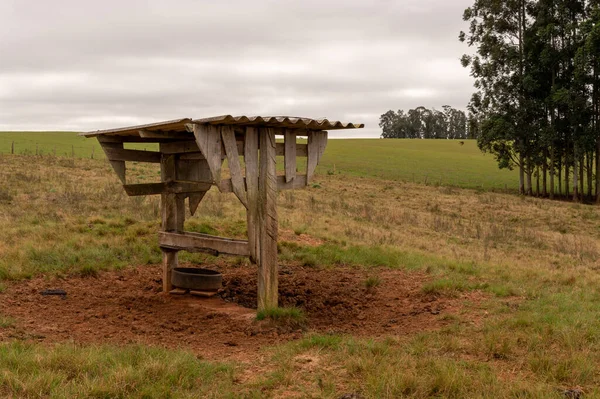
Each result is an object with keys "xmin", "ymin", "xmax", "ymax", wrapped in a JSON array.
[
  {"xmin": 245, "ymin": 126, "xmax": 259, "ymax": 263},
  {"xmin": 193, "ymin": 124, "xmax": 222, "ymax": 184},
  {"xmin": 103, "ymin": 147, "xmax": 161, "ymax": 163},
  {"xmin": 159, "ymin": 140, "xmax": 201, "ymax": 154},
  {"xmin": 218, "ymin": 175, "xmax": 307, "ymax": 193},
  {"xmin": 139, "ymin": 129, "xmax": 192, "ymax": 140},
  {"xmin": 99, "ymin": 141, "xmax": 126, "ymax": 184},
  {"xmin": 284, "ymin": 130, "xmax": 297, "ymax": 183},
  {"xmin": 307, "ymin": 131, "xmax": 328, "ymax": 183},
  {"xmin": 276, "ymin": 143, "xmax": 307, "ymax": 157},
  {"xmin": 177, "ymin": 158, "xmax": 212, "ymax": 216},
  {"xmin": 221, "ymin": 125, "xmax": 248, "ymax": 208},
  {"xmin": 158, "ymin": 231, "xmax": 250, "ymax": 256},
  {"xmin": 122, "ymin": 181, "xmax": 212, "ymax": 196},
  {"xmin": 161, "ymin": 153, "xmax": 179, "ymax": 293},
  {"xmin": 257, "ymin": 127, "xmax": 279, "ymax": 310},
  {"xmin": 98, "ymin": 135, "xmax": 177, "ymax": 144}
]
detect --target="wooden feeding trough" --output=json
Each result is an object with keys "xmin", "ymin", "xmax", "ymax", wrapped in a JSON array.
[{"xmin": 82, "ymin": 116, "xmax": 364, "ymax": 310}]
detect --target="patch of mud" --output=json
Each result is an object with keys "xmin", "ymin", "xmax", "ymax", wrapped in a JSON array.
[{"xmin": 0, "ymin": 263, "xmax": 482, "ymax": 361}]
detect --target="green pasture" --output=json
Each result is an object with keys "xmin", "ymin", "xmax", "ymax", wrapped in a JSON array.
[{"xmin": 0, "ymin": 132, "xmax": 518, "ymax": 191}]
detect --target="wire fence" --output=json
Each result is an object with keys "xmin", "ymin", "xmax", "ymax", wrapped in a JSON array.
[{"xmin": 0, "ymin": 135, "xmax": 157, "ymax": 159}]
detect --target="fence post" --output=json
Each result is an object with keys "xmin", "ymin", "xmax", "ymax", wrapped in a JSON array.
[
  {"xmin": 71, "ymin": 145, "xmax": 74, "ymax": 158},
  {"xmin": 36, "ymin": 143, "xmax": 38, "ymax": 156},
  {"xmin": 91, "ymin": 147, "xmax": 95, "ymax": 159},
  {"xmin": 11, "ymin": 141, "xmax": 14, "ymax": 154}
]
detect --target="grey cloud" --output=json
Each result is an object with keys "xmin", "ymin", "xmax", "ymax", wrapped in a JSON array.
[{"xmin": 0, "ymin": 0, "xmax": 474, "ymax": 137}]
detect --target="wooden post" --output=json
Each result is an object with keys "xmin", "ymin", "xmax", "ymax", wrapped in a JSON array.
[
  {"xmin": 245, "ymin": 127, "xmax": 259, "ymax": 263},
  {"xmin": 257, "ymin": 127, "xmax": 278, "ymax": 310},
  {"xmin": 160, "ymin": 153, "xmax": 183, "ymax": 293},
  {"xmin": 11, "ymin": 141, "xmax": 14, "ymax": 154}
]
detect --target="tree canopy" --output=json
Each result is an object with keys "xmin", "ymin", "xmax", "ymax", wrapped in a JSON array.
[{"xmin": 379, "ymin": 106, "xmax": 471, "ymax": 139}]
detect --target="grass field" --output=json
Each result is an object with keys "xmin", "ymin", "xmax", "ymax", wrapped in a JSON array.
[
  {"xmin": 0, "ymin": 132, "xmax": 518, "ymax": 191},
  {"xmin": 1, "ymin": 137, "xmax": 598, "ymax": 397}
]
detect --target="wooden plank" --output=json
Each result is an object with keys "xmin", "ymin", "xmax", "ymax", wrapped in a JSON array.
[
  {"xmin": 193, "ymin": 124, "xmax": 222, "ymax": 184},
  {"xmin": 221, "ymin": 125, "xmax": 248, "ymax": 208},
  {"xmin": 160, "ymin": 140, "xmax": 200, "ymax": 154},
  {"xmin": 245, "ymin": 126, "xmax": 259, "ymax": 264},
  {"xmin": 103, "ymin": 147, "xmax": 161, "ymax": 163},
  {"xmin": 276, "ymin": 143, "xmax": 307, "ymax": 157},
  {"xmin": 306, "ymin": 131, "xmax": 328, "ymax": 183},
  {"xmin": 123, "ymin": 181, "xmax": 211, "ymax": 196},
  {"xmin": 218, "ymin": 175, "xmax": 307, "ymax": 193},
  {"xmin": 161, "ymin": 153, "xmax": 180, "ymax": 293},
  {"xmin": 257, "ymin": 127, "xmax": 279, "ymax": 310},
  {"xmin": 284, "ymin": 130, "xmax": 297, "ymax": 183},
  {"xmin": 123, "ymin": 183, "xmax": 165, "ymax": 196},
  {"xmin": 158, "ymin": 231, "xmax": 250, "ymax": 256},
  {"xmin": 98, "ymin": 135, "xmax": 177, "ymax": 144},
  {"xmin": 177, "ymin": 158, "xmax": 211, "ymax": 216},
  {"xmin": 139, "ymin": 129, "xmax": 192, "ymax": 140},
  {"xmin": 99, "ymin": 141, "xmax": 126, "ymax": 183}
]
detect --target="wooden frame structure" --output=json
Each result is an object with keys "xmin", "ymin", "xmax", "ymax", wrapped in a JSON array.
[{"xmin": 82, "ymin": 115, "xmax": 363, "ymax": 310}]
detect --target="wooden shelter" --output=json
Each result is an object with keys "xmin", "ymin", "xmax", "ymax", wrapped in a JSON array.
[{"xmin": 82, "ymin": 116, "xmax": 363, "ymax": 310}]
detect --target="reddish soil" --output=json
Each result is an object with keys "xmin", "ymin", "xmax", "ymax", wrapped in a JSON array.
[{"xmin": 0, "ymin": 263, "xmax": 482, "ymax": 361}]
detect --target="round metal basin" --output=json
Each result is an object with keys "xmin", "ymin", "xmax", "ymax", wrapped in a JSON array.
[{"xmin": 171, "ymin": 268, "xmax": 222, "ymax": 291}]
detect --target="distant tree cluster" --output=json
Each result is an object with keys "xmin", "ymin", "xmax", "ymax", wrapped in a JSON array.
[
  {"xmin": 461, "ymin": 0, "xmax": 600, "ymax": 200},
  {"xmin": 379, "ymin": 106, "xmax": 475, "ymax": 139}
]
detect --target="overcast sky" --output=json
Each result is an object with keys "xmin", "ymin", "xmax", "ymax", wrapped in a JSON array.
[{"xmin": 0, "ymin": 0, "xmax": 474, "ymax": 138}]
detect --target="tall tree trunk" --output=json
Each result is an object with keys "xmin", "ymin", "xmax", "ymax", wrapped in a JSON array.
[
  {"xmin": 526, "ymin": 158, "xmax": 533, "ymax": 196},
  {"xmin": 519, "ymin": 153, "xmax": 525, "ymax": 195},
  {"xmin": 587, "ymin": 151, "xmax": 593, "ymax": 200},
  {"xmin": 573, "ymin": 152, "xmax": 579, "ymax": 202},
  {"xmin": 565, "ymin": 157, "xmax": 570, "ymax": 198},
  {"xmin": 596, "ymin": 140, "xmax": 600, "ymax": 204},
  {"xmin": 558, "ymin": 152, "xmax": 562, "ymax": 197},
  {"xmin": 542, "ymin": 149, "xmax": 548, "ymax": 197},
  {"xmin": 536, "ymin": 166, "xmax": 540, "ymax": 197},
  {"xmin": 579, "ymin": 155, "xmax": 584, "ymax": 202},
  {"xmin": 550, "ymin": 147, "xmax": 555, "ymax": 199}
]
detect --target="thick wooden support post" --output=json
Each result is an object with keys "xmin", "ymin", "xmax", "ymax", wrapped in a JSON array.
[
  {"xmin": 257, "ymin": 127, "xmax": 279, "ymax": 310},
  {"xmin": 160, "ymin": 153, "xmax": 184, "ymax": 293},
  {"xmin": 245, "ymin": 127, "xmax": 259, "ymax": 263}
]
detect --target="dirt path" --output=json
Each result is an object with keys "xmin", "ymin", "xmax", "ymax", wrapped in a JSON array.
[{"xmin": 0, "ymin": 263, "xmax": 481, "ymax": 362}]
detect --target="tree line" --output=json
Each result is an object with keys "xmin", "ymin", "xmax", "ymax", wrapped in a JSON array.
[
  {"xmin": 379, "ymin": 106, "xmax": 477, "ymax": 139},
  {"xmin": 461, "ymin": 0, "xmax": 600, "ymax": 201}
]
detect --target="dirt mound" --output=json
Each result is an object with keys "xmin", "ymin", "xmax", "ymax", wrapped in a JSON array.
[{"xmin": 0, "ymin": 263, "xmax": 479, "ymax": 361}]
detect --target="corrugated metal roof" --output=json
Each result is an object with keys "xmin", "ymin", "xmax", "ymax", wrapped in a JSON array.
[{"xmin": 81, "ymin": 115, "xmax": 364, "ymax": 137}]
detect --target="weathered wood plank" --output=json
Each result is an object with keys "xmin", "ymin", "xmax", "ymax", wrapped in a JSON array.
[
  {"xmin": 99, "ymin": 141, "xmax": 126, "ymax": 183},
  {"xmin": 139, "ymin": 130, "xmax": 192, "ymax": 140},
  {"xmin": 123, "ymin": 181, "xmax": 212, "ymax": 196},
  {"xmin": 284, "ymin": 130, "xmax": 297, "ymax": 183},
  {"xmin": 244, "ymin": 126, "xmax": 259, "ymax": 264},
  {"xmin": 193, "ymin": 124, "xmax": 222, "ymax": 184},
  {"xmin": 218, "ymin": 175, "xmax": 307, "ymax": 193},
  {"xmin": 158, "ymin": 231, "xmax": 250, "ymax": 256},
  {"xmin": 306, "ymin": 131, "xmax": 328, "ymax": 183},
  {"xmin": 160, "ymin": 140, "xmax": 200, "ymax": 154},
  {"xmin": 177, "ymin": 158, "xmax": 212, "ymax": 216},
  {"xmin": 98, "ymin": 135, "xmax": 177, "ymax": 144},
  {"xmin": 276, "ymin": 143, "xmax": 307, "ymax": 157},
  {"xmin": 221, "ymin": 125, "xmax": 248, "ymax": 208},
  {"xmin": 103, "ymin": 147, "xmax": 161, "ymax": 163},
  {"xmin": 257, "ymin": 127, "xmax": 279, "ymax": 310},
  {"xmin": 161, "ymin": 153, "xmax": 179, "ymax": 292}
]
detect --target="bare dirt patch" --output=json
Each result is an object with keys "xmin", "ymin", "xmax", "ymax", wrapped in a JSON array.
[{"xmin": 0, "ymin": 263, "xmax": 482, "ymax": 361}]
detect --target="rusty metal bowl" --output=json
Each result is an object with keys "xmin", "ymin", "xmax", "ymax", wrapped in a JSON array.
[{"xmin": 171, "ymin": 268, "xmax": 222, "ymax": 291}]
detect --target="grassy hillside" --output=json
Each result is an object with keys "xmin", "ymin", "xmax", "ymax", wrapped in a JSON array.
[
  {"xmin": 0, "ymin": 132, "xmax": 517, "ymax": 191},
  {"xmin": 1, "ymin": 153, "xmax": 600, "ymax": 397}
]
